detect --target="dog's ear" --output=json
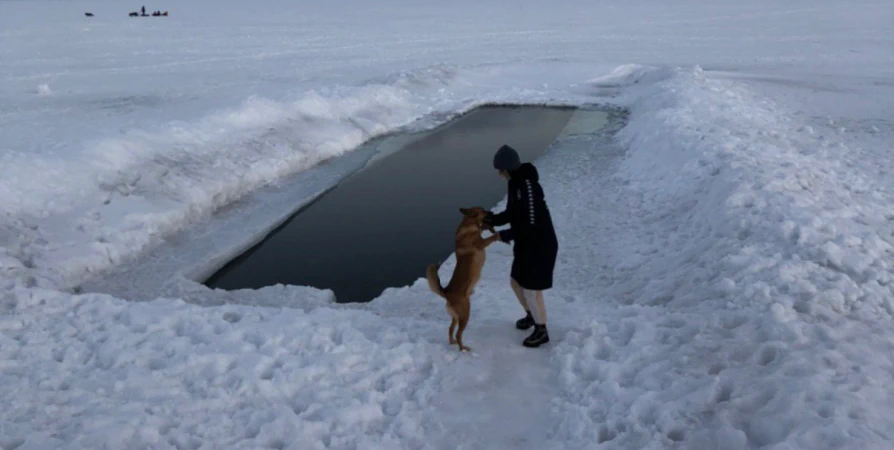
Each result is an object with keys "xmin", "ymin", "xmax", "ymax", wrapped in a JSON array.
[{"xmin": 459, "ymin": 208, "xmax": 474, "ymax": 217}]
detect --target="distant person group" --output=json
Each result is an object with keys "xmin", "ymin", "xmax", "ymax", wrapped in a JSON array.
[
  {"xmin": 129, "ymin": 6, "xmax": 168, "ymax": 17},
  {"xmin": 87, "ymin": 7, "xmax": 168, "ymax": 17}
]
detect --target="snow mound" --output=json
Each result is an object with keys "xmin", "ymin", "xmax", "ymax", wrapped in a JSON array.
[
  {"xmin": 0, "ymin": 289, "xmax": 443, "ymax": 449},
  {"xmin": 616, "ymin": 67, "xmax": 894, "ymax": 319},
  {"xmin": 36, "ymin": 84, "xmax": 52, "ymax": 96},
  {"xmin": 586, "ymin": 64, "xmax": 669, "ymax": 87},
  {"xmin": 548, "ymin": 67, "xmax": 894, "ymax": 449}
]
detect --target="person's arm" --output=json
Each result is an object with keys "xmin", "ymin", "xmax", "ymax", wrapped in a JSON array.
[
  {"xmin": 498, "ymin": 179, "xmax": 538, "ymax": 243},
  {"xmin": 485, "ymin": 181, "xmax": 516, "ymax": 228},
  {"xmin": 487, "ymin": 209, "xmax": 510, "ymax": 227},
  {"xmin": 485, "ymin": 203, "xmax": 512, "ymax": 227}
]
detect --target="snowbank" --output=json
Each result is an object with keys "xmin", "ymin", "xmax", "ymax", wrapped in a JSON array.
[
  {"xmin": 1, "ymin": 287, "xmax": 440, "ymax": 450},
  {"xmin": 547, "ymin": 66, "xmax": 894, "ymax": 449},
  {"xmin": 615, "ymin": 66, "xmax": 894, "ymax": 318}
]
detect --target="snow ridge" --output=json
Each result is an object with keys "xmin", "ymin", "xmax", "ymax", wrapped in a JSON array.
[
  {"xmin": 618, "ymin": 67, "xmax": 894, "ymax": 319},
  {"xmin": 549, "ymin": 67, "xmax": 894, "ymax": 449}
]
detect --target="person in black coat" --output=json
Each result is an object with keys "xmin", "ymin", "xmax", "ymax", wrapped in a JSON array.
[{"xmin": 484, "ymin": 145, "xmax": 558, "ymax": 348}]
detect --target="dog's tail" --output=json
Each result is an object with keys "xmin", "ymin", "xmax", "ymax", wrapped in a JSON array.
[{"xmin": 426, "ymin": 264, "xmax": 447, "ymax": 299}]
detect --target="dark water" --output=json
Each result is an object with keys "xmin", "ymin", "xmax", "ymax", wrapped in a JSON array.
[{"xmin": 205, "ymin": 106, "xmax": 576, "ymax": 302}]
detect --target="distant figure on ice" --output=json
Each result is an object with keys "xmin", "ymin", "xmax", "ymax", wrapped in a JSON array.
[
  {"xmin": 141, "ymin": 6, "xmax": 146, "ymax": 16},
  {"xmin": 483, "ymin": 144, "xmax": 558, "ymax": 348}
]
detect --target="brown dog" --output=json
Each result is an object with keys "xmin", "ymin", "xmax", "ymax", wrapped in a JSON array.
[{"xmin": 426, "ymin": 207, "xmax": 501, "ymax": 351}]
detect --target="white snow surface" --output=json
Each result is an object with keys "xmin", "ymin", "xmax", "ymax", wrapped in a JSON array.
[{"xmin": 3, "ymin": 0, "xmax": 894, "ymax": 448}]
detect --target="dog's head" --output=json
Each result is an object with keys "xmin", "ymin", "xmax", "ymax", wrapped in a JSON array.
[{"xmin": 459, "ymin": 207, "xmax": 493, "ymax": 231}]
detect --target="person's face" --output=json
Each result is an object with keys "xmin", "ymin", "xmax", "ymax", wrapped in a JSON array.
[{"xmin": 498, "ymin": 170, "xmax": 510, "ymax": 180}]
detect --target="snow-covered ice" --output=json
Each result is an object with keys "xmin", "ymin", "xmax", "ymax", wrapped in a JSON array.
[{"xmin": 2, "ymin": 0, "xmax": 894, "ymax": 448}]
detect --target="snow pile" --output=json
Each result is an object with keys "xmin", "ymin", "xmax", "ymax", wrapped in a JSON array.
[
  {"xmin": 2, "ymin": 85, "xmax": 415, "ymax": 288},
  {"xmin": 615, "ymin": 66, "xmax": 894, "ymax": 318},
  {"xmin": 36, "ymin": 84, "xmax": 52, "ymax": 96},
  {"xmin": 547, "ymin": 67, "xmax": 894, "ymax": 448},
  {"xmin": 1, "ymin": 288, "xmax": 443, "ymax": 449}
]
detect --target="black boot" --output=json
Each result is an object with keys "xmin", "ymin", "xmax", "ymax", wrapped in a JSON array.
[
  {"xmin": 515, "ymin": 311, "xmax": 535, "ymax": 330},
  {"xmin": 523, "ymin": 324, "xmax": 550, "ymax": 347}
]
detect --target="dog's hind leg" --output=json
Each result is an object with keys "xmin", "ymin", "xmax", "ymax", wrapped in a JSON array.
[
  {"xmin": 446, "ymin": 304, "xmax": 458, "ymax": 346},
  {"xmin": 455, "ymin": 315, "xmax": 470, "ymax": 352}
]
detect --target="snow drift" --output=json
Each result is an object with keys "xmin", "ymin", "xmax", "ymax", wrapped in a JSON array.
[{"xmin": 550, "ymin": 66, "xmax": 894, "ymax": 449}]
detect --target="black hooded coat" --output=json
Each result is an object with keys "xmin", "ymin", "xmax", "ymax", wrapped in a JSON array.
[{"xmin": 488, "ymin": 163, "xmax": 558, "ymax": 290}]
